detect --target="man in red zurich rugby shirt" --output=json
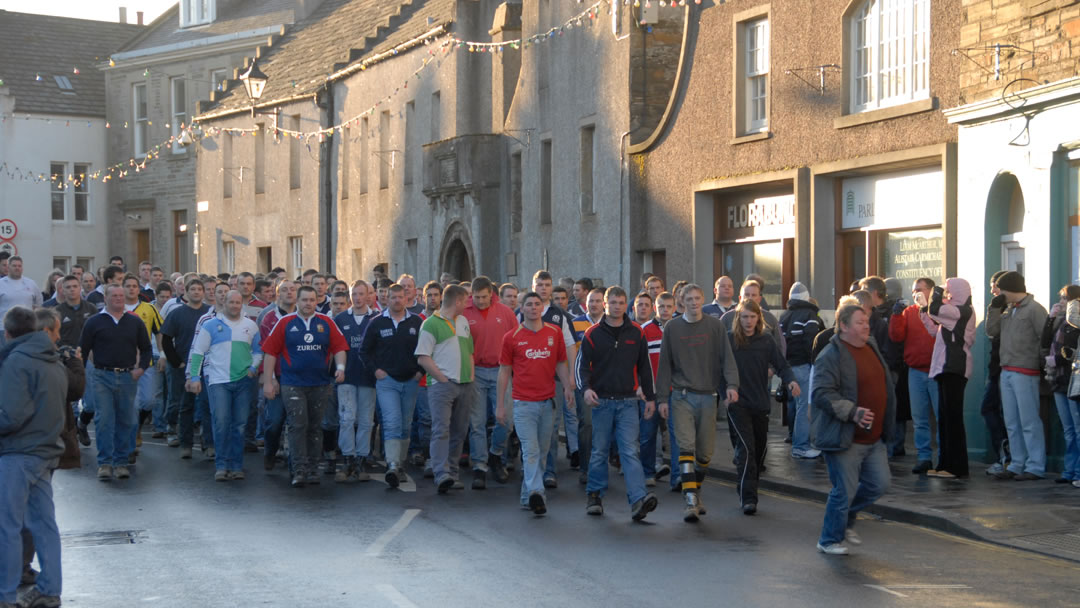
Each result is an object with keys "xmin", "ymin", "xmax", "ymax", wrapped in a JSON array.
[
  {"xmin": 496, "ymin": 291, "xmax": 574, "ymax": 515},
  {"xmin": 261, "ymin": 286, "xmax": 348, "ymax": 488},
  {"xmin": 463, "ymin": 276, "xmax": 518, "ymax": 488}
]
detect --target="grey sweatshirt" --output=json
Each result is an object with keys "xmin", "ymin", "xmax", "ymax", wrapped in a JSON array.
[
  {"xmin": 986, "ymin": 293, "xmax": 1048, "ymax": 371},
  {"xmin": 654, "ymin": 314, "xmax": 739, "ymax": 404}
]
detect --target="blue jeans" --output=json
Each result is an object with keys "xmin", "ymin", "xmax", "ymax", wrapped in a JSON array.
[
  {"xmin": 490, "ymin": 381, "xmax": 514, "ymax": 460},
  {"xmin": 544, "ymin": 379, "xmax": 579, "ymax": 477},
  {"xmin": 638, "ymin": 400, "xmax": 659, "ymax": 478},
  {"xmin": 587, "ymin": 398, "xmax": 647, "ymax": 505},
  {"xmin": 263, "ymin": 393, "xmax": 286, "ymax": 461},
  {"xmin": 410, "ymin": 386, "xmax": 432, "ymax": 457},
  {"xmin": 575, "ymin": 388, "xmax": 590, "ymax": 476},
  {"xmin": 132, "ymin": 362, "xmax": 162, "ymax": 447},
  {"xmin": 1000, "ymin": 370, "xmax": 1046, "ymax": 476},
  {"xmin": 338, "ymin": 384, "xmax": 376, "ymax": 458},
  {"xmin": 91, "ymin": 367, "xmax": 138, "ymax": 467},
  {"xmin": 790, "ymin": 364, "xmax": 813, "ymax": 453},
  {"xmin": 1053, "ymin": 392, "xmax": 1080, "ymax": 479},
  {"xmin": 0, "ymin": 454, "xmax": 61, "ymax": 603},
  {"xmin": 819, "ymin": 440, "xmax": 890, "ymax": 546},
  {"xmin": 909, "ymin": 368, "xmax": 940, "ymax": 462},
  {"xmin": 514, "ymin": 400, "xmax": 554, "ymax": 505},
  {"xmin": 470, "ymin": 367, "xmax": 499, "ymax": 471},
  {"xmin": 376, "ymin": 376, "xmax": 419, "ymax": 466},
  {"xmin": 81, "ymin": 359, "xmax": 96, "ymax": 415},
  {"xmin": 207, "ymin": 378, "xmax": 254, "ymax": 471}
]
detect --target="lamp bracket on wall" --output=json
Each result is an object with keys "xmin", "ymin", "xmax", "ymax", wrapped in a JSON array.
[
  {"xmin": 951, "ymin": 44, "xmax": 1044, "ymax": 81},
  {"xmin": 783, "ymin": 64, "xmax": 841, "ymax": 95},
  {"xmin": 372, "ymin": 149, "xmax": 399, "ymax": 168},
  {"xmin": 503, "ymin": 129, "xmax": 534, "ymax": 148}
]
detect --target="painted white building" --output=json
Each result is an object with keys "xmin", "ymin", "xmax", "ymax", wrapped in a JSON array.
[{"xmin": 0, "ymin": 11, "xmax": 143, "ymax": 284}]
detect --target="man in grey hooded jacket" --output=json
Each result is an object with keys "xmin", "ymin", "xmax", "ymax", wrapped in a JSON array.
[{"xmin": 0, "ymin": 306, "xmax": 69, "ymax": 608}]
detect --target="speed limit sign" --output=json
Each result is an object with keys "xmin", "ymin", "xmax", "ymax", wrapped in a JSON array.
[
  {"xmin": 0, "ymin": 219, "xmax": 16, "ymax": 241},
  {"xmin": 0, "ymin": 241, "xmax": 16, "ymax": 256}
]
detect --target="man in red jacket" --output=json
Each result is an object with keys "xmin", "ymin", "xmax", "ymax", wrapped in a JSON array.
[{"xmin": 887, "ymin": 277, "xmax": 939, "ymax": 474}]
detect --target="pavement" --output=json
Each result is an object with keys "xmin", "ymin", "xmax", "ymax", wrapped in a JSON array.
[
  {"xmin": 46, "ymin": 432, "xmax": 1080, "ymax": 608},
  {"xmin": 705, "ymin": 416, "xmax": 1080, "ymax": 564}
]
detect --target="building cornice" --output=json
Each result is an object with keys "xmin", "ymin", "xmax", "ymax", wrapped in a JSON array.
[
  {"xmin": 103, "ymin": 25, "xmax": 287, "ymax": 70},
  {"xmin": 945, "ymin": 78, "xmax": 1080, "ymax": 126}
]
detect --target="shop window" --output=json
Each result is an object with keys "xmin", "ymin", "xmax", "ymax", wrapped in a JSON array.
[
  {"xmin": 880, "ymin": 228, "xmax": 943, "ymax": 285},
  {"xmin": 848, "ymin": 0, "xmax": 930, "ymax": 113},
  {"xmin": 720, "ymin": 240, "xmax": 784, "ymax": 309}
]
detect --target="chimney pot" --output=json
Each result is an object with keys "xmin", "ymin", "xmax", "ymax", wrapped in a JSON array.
[
  {"xmin": 119, "ymin": 7, "xmax": 127, "ymax": 23},
  {"xmin": 137, "ymin": 11, "xmax": 144, "ymax": 25}
]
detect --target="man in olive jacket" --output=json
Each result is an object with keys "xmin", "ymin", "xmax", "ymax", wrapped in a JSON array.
[
  {"xmin": 0, "ymin": 307, "xmax": 69, "ymax": 607},
  {"xmin": 810, "ymin": 303, "xmax": 895, "ymax": 556}
]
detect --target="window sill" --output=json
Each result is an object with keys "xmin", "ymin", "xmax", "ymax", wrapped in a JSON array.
[
  {"xmin": 834, "ymin": 97, "xmax": 936, "ymax": 129},
  {"xmin": 730, "ymin": 131, "xmax": 771, "ymax": 145}
]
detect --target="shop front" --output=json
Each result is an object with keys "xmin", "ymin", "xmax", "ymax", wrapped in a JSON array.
[{"xmin": 714, "ymin": 188, "xmax": 796, "ymax": 309}]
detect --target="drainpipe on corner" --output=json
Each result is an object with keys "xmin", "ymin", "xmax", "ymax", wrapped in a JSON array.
[{"xmin": 619, "ymin": 130, "xmax": 631, "ymax": 289}]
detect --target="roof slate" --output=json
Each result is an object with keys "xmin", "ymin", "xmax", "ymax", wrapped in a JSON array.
[
  {"xmin": 118, "ymin": 0, "xmax": 297, "ymax": 54},
  {"xmin": 0, "ymin": 11, "xmax": 143, "ymax": 117},
  {"xmin": 198, "ymin": 0, "xmax": 454, "ymax": 120}
]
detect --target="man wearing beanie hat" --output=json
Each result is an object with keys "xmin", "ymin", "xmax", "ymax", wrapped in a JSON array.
[
  {"xmin": 779, "ymin": 282, "xmax": 825, "ymax": 459},
  {"xmin": 980, "ymin": 271, "xmax": 1011, "ymax": 475},
  {"xmin": 986, "ymin": 270, "xmax": 1048, "ymax": 480}
]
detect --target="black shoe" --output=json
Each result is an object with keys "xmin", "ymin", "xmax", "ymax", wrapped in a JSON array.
[
  {"xmin": 306, "ymin": 473, "xmax": 321, "ymax": 485},
  {"xmin": 784, "ymin": 436, "xmax": 792, "ymax": 444},
  {"xmin": 437, "ymin": 475, "xmax": 454, "ymax": 494},
  {"xmin": 472, "ymin": 469, "xmax": 486, "ymax": 490},
  {"xmin": 488, "ymin": 453, "xmax": 509, "ymax": 484},
  {"xmin": 529, "ymin": 492, "xmax": 547, "ymax": 515},
  {"xmin": 911, "ymin": 460, "xmax": 933, "ymax": 474},
  {"xmin": 631, "ymin": 492, "xmax": 658, "ymax": 521},
  {"xmin": 655, "ymin": 464, "xmax": 671, "ymax": 481},
  {"xmin": 543, "ymin": 476, "xmax": 558, "ymax": 489},
  {"xmin": 245, "ymin": 443, "xmax": 259, "ymax": 453},
  {"xmin": 1014, "ymin": 472, "xmax": 1043, "ymax": 481},
  {"xmin": 742, "ymin": 502, "xmax": 758, "ymax": 515},
  {"xmin": 586, "ymin": 492, "xmax": 603, "ymax": 515},
  {"xmin": 569, "ymin": 450, "xmax": 580, "ymax": 470},
  {"xmin": 291, "ymin": 475, "xmax": 305, "ymax": 488},
  {"xmin": 77, "ymin": 423, "xmax": 91, "ymax": 447},
  {"xmin": 1055, "ymin": 476, "xmax": 1072, "ymax": 484},
  {"xmin": 385, "ymin": 468, "xmax": 400, "ymax": 488},
  {"xmin": 994, "ymin": 469, "xmax": 1017, "ymax": 480}
]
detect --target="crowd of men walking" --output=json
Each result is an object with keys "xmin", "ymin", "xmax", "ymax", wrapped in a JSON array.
[{"xmin": 1, "ymin": 247, "xmax": 1077, "ymax": 606}]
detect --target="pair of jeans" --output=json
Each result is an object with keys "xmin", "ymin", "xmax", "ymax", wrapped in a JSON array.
[
  {"xmin": 262, "ymin": 393, "xmax": 286, "ymax": 461},
  {"xmin": 1053, "ymin": 392, "xmax": 1080, "ymax": 479},
  {"xmin": 489, "ymin": 379, "xmax": 514, "ymax": 460},
  {"xmin": 789, "ymin": 364, "xmax": 813, "ymax": 453},
  {"xmin": 638, "ymin": 400, "xmax": 660, "ymax": 478},
  {"xmin": 575, "ymin": 388, "xmax": 590, "ymax": 477},
  {"xmin": 470, "ymin": 367, "xmax": 499, "ymax": 471},
  {"xmin": 90, "ymin": 367, "xmax": 137, "ymax": 467},
  {"xmin": 981, "ymin": 376, "xmax": 1008, "ymax": 462},
  {"xmin": 282, "ymin": 384, "xmax": 332, "ymax": 476},
  {"xmin": 999, "ymin": 370, "xmax": 1046, "ymax": 476},
  {"xmin": 514, "ymin": 400, "xmax": 554, "ymax": 505},
  {"xmin": 819, "ymin": 440, "xmax": 890, "ymax": 546},
  {"xmin": 427, "ymin": 380, "xmax": 472, "ymax": 481},
  {"xmin": 409, "ymin": 386, "xmax": 432, "ymax": 457},
  {"xmin": 0, "ymin": 454, "xmax": 61, "ymax": 603},
  {"xmin": 586, "ymin": 398, "xmax": 647, "ymax": 505},
  {"xmin": 544, "ymin": 378, "xmax": 579, "ymax": 478},
  {"xmin": 337, "ymin": 384, "xmax": 376, "ymax": 459},
  {"xmin": 132, "ymin": 362, "xmax": 162, "ymax": 448},
  {"xmin": 908, "ymin": 368, "xmax": 940, "ymax": 463},
  {"xmin": 207, "ymin": 378, "xmax": 254, "ymax": 471},
  {"xmin": 376, "ymin": 376, "xmax": 419, "ymax": 467},
  {"xmin": 935, "ymin": 373, "xmax": 969, "ymax": 477}
]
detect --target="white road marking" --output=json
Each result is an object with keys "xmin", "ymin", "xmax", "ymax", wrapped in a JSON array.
[
  {"xmin": 365, "ymin": 509, "xmax": 421, "ymax": 557},
  {"xmin": 376, "ymin": 584, "xmax": 420, "ymax": 608},
  {"xmin": 865, "ymin": 585, "xmax": 908, "ymax": 598}
]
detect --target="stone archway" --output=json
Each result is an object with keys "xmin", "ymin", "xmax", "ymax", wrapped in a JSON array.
[
  {"xmin": 984, "ymin": 172, "xmax": 1026, "ymax": 288},
  {"xmin": 438, "ymin": 222, "xmax": 475, "ymax": 282}
]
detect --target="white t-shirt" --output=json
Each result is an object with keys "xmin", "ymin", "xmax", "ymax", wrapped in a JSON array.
[{"xmin": 0, "ymin": 276, "xmax": 42, "ymax": 319}]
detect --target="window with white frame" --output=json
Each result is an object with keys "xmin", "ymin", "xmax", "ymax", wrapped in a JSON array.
[
  {"xmin": 133, "ymin": 83, "xmax": 148, "ymax": 157},
  {"xmin": 211, "ymin": 69, "xmax": 228, "ymax": 95},
  {"xmin": 50, "ymin": 163, "xmax": 65, "ymax": 221},
  {"xmin": 289, "ymin": 236, "xmax": 303, "ymax": 276},
  {"xmin": 850, "ymin": 0, "xmax": 930, "ymax": 113},
  {"xmin": 53, "ymin": 257, "xmax": 69, "ymax": 273},
  {"xmin": 180, "ymin": 0, "xmax": 215, "ymax": 28},
  {"xmin": 74, "ymin": 163, "xmax": 89, "ymax": 222},
  {"xmin": 171, "ymin": 78, "xmax": 187, "ymax": 153},
  {"xmin": 745, "ymin": 18, "xmax": 769, "ymax": 133},
  {"xmin": 222, "ymin": 241, "xmax": 235, "ymax": 274}
]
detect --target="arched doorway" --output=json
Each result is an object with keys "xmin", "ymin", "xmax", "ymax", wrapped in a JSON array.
[
  {"xmin": 985, "ymin": 173, "xmax": 1026, "ymax": 284},
  {"xmin": 439, "ymin": 222, "xmax": 475, "ymax": 282}
]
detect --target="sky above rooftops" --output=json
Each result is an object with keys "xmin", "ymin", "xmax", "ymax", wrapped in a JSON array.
[{"xmin": 0, "ymin": 1, "xmax": 173, "ymax": 24}]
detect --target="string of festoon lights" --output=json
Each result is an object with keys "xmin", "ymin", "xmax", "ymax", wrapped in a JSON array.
[{"xmin": 0, "ymin": 0, "xmax": 692, "ymax": 186}]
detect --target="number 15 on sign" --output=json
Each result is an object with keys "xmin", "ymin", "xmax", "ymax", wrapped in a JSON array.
[{"xmin": 0, "ymin": 219, "xmax": 16, "ymax": 241}]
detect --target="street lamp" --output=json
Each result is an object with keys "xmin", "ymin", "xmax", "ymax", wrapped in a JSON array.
[{"xmin": 238, "ymin": 59, "xmax": 268, "ymax": 117}]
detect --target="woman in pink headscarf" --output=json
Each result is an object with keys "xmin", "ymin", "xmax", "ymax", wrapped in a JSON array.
[{"xmin": 926, "ymin": 278, "xmax": 976, "ymax": 478}]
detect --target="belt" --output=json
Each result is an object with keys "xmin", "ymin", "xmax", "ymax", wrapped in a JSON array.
[
  {"xmin": 98, "ymin": 366, "xmax": 133, "ymax": 373},
  {"xmin": 676, "ymin": 388, "xmax": 716, "ymax": 397}
]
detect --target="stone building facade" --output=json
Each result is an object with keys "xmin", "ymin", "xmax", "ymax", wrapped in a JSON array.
[{"xmin": 104, "ymin": 0, "xmax": 315, "ymax": 274}]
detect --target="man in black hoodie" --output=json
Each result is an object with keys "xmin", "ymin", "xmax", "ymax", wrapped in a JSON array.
[
  {"xmin": 779, "ymin": 282, "xmax": 825, "ymax": 459},
  {"xmin": 578, "ymin": 286, "xmax": 659, "ymax": 522},
  {"xmin": 0, "ymin": 307, "xmax": 69, "ymax": 608}
]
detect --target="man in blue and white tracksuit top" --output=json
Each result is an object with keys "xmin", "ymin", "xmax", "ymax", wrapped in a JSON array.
[{"xmin": 333, "ymin": 280, "xmax": 379, "ymax": 482}]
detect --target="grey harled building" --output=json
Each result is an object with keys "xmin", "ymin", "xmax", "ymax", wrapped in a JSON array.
[
  {"xmin": 104, "ymin": 0, "xmax": 323, "ymax": 274},
  {"xmin": 192, "ymin": 0, "xmax": 683, "ymax": 286}
]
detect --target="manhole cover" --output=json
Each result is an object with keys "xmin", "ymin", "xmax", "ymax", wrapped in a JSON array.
[
  {"xmin": 1017, "ymin": 531, "xmax": 1080, "ymax": 554},
  {"xmin": 62, "ymin": 530, "xmax": 145, "ymax": 548}
]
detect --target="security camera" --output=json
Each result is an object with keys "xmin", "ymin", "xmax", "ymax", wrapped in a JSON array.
[{"xmin": 126, "ymin": 213, "xmax": 141, "ymax": 221}]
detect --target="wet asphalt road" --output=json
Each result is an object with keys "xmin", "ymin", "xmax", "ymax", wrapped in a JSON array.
[{"xmin": 50, "ymin": 438, "xmax": 1080, "ymax": 608}]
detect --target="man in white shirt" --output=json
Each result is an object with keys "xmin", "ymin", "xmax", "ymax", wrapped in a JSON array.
[{"xmin": 0, "ymin": 257, "xmax": 42, "ymax": 320}]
